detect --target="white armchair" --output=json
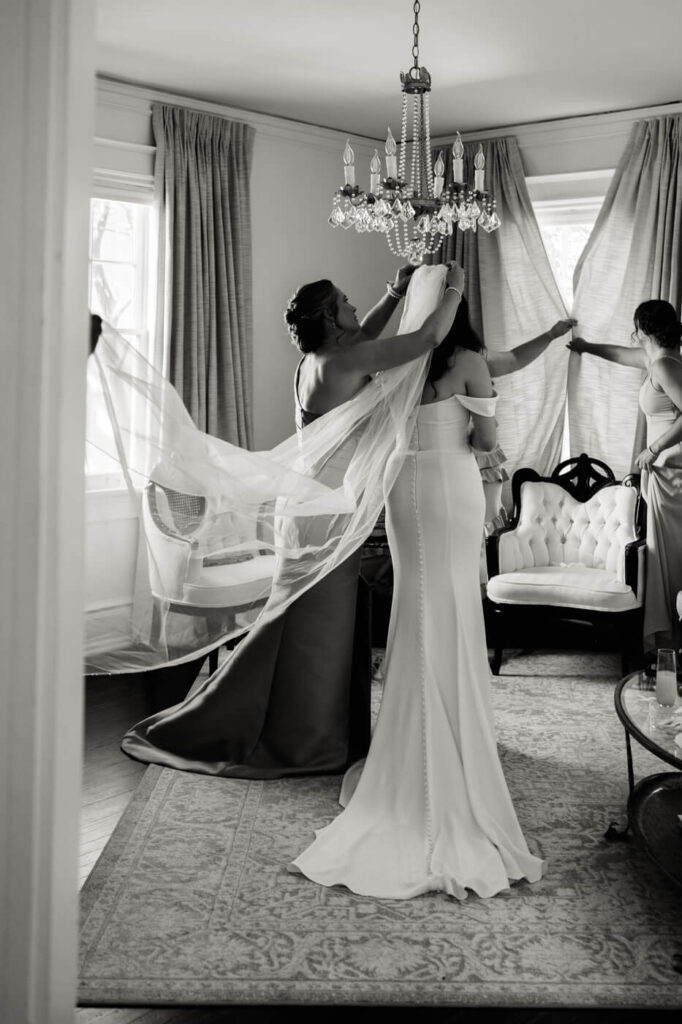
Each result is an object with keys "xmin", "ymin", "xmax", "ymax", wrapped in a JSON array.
[
  {"xmin": 485, "ymin": 454, "xmax": 645, "ymax": 675},
  {"xmin": 142, "ymin": 480, "xmax": 276, "ymax": 670}
]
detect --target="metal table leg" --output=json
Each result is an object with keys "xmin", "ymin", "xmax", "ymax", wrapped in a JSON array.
[{"xmin": 604, "ymin": 729, "xmax": 633, "ymax": 842}]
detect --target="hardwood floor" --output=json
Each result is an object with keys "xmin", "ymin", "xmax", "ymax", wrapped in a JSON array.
[
  {"xmin": 77, "ymin": 667, "xmax": 676, "ymax": 1024},
  {"xmin": 79, "ymin": 673, "xmax": 148, "ymax": 887}
]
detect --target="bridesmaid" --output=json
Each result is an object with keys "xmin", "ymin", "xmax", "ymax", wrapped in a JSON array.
[
  {"xmin": 121, "ymin": 261, "xmax": 466, "ymax": 778},
  {"xmin": 568, "ymin": 300, "xmax": 682, "ymax": 651}
]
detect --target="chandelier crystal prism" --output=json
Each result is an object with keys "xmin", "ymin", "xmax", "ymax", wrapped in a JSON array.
[{"xmin": 328, "ymin": 0, "xmax": 501, "ymax": 265}]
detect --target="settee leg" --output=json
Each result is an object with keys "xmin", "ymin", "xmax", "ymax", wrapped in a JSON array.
[{"xmin": 490, "ymin": 648, "xmax": 502, "ymax": 675}]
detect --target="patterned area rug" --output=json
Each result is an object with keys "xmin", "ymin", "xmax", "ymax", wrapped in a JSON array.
[{"xmin": 79, "ymin": 651, "xmax": 682, "ymax": 1008}]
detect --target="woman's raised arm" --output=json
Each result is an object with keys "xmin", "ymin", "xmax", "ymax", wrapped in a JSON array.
[
  {"xmin": 339, "ymin": 263, "xmax": 466, "ymax": 376},
  {"xmin": 489, "ymin": 319, "xmax": 577, "ymax": 377},
  {"xmin": 360, "ymin": 264, "xmax": 417, "ymax": 339},
  {"xmin": 567, "ymin": 337, "xmax": 646, "ymax": 369}
]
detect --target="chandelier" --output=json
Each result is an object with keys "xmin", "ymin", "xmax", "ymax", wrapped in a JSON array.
[{"xmin": 328, "ymin": 0, "xmax": 501, "ymax": 265}]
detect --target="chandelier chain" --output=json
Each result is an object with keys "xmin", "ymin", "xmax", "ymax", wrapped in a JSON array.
[{"xmin": 412, "ymin": 0, "xmax": 421, "ymax": 69}]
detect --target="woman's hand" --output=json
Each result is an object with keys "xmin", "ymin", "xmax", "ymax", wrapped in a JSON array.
[
  {"xmin": 566, "ymin": 336, "xmax": 590, "ymax": 354},
  {"xmin": 445, "ymin": 260, "xmax": 466, "ymax": 295},
  {"xmin": 391, "ymin": 264, "xmax": 417, "ymax": 297},
  {"xmin": 549, "ymin": 317, "xmax": 577, "ymax": 340},
  {"xmin": 635, "ymin": 447, "xmax": 657, "ymax": 470}
]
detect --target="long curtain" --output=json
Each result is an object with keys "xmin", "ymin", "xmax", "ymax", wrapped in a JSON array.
[
  {"xmin": 570, "ymin": 115, "xmax": 682, "ymax": 478},
  {"xmin": 432, "ymin": 136, "xmax": 568, "ymax": 490},
  {"xmin": 153, "ymin": 102, "xmax": 255, "ymax": 446}
]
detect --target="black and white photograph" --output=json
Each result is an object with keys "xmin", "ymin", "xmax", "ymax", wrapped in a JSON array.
[{"xmin": 2, "ymin": 2, "xmax": 682, "ymax": 1022}]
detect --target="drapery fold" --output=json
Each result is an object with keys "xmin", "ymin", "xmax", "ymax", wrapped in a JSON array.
[
  {"xmin": 153, "ymin": 102, "xmax": 255, "ymax": 446},
  {"xmin": 432, "ymin": 136, "xmax": 568, "ymax": 492},
  {"xmin": 570, "ymin": 115, "xmax": 682, "ymax": 477}
]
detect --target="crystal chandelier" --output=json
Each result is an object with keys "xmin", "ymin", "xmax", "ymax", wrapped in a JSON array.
[{"xmin": 328, "ymin": 0, "xmax": 501, "ymax": 265}]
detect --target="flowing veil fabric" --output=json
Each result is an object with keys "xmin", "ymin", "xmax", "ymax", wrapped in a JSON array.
[{"xmin": 85, "ymin": 264, "xmax": 448, "ymax": 673}]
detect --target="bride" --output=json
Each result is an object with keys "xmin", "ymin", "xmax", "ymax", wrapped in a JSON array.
[{"xmin": 291, "ymin": 266, "xmax": 546, "ymax": 900}]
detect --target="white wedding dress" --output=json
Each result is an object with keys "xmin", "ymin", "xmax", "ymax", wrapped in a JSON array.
[{"xmin": 291, "ymin": 392, "xmax": 546, "ymax": 899}]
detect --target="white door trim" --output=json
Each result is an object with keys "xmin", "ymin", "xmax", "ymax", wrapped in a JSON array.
[{"xmin": 0, "ymin": 1, "xmax": 94, "ymax": 1021}]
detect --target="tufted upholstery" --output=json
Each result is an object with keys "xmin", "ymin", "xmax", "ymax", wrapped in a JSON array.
[
  {"xmin": 490, "ymin": 481, "xmax": 642, "ymax": 607},
  {"xmin": 485, "ymin": 454, "xmax": 646, "ymax": 675}
]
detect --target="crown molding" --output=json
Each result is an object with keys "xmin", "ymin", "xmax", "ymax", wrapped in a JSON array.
[
  {"xmin": 431, "ymin": 101, "xmax": 682, "ymax": 148},
  {"xmin": 96, "ymin": 76, "xmax": 384, "ymax": 154}
]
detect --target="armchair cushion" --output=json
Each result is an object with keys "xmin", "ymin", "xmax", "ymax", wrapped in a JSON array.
[
  {"xmin": 181, "ymin": 554, "xmax": 276, "ymax": 609},
  {"xmin": 487, "ymin": 564, "xmax": 639, "ymax": 612}
]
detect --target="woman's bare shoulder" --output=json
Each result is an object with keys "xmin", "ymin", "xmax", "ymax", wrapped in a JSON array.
[
  {"xmin": 448, "ymin": 347, "xmax": 487, "ymax": 368},
  {"xmin": 652, "ymin": 354, "xmax": 682, "ymax": 380}
]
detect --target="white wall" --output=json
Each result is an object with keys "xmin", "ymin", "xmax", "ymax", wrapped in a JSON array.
[{"xmin": 249, "ymin": 129, "xmax": 402, "ymax": 449}]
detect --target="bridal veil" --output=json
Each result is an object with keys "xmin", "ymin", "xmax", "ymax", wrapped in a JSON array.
[{"xmin": 85, "ymin": 264, "xmax": 447, "ymax": 673}]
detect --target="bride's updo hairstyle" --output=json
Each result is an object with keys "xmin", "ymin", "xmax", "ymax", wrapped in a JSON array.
[
  {"xmin": 634, "ymin": 300, "xmax": 682, "ymax": 349},
  {"xmin": 427, "ymin": 295, "xmax": 484, "ymax": 383},
  {"xmin": 284, "ymin": 279, "xmax": 338, "ymax": 353}
]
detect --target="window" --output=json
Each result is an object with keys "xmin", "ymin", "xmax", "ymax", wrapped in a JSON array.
[
  {"xmin": 532, "ymin": 199, "xmax": 604, "ymax": 308},
  {"xmin": 89, "ymin": 197, "xmax": 153, "ymax": 352},
  {"xmin": 528, "ymin": 171, "xmax": 614, "ymax": 458},
  {"xmin": 87, "ymin": 196, "xmax": 156, "ymax": 488},
  {"xmin": 527, "ymin": 170, "xmax": 614, "ymax": 308}
]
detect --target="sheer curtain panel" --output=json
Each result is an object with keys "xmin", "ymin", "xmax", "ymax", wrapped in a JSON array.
[
  {"xmin": 570, "ymin": 115, "xmax": 682, "ymax": 477},
  {"xmin": 153, "ymin": 103, "xmax": 255, "ymax": 446}
]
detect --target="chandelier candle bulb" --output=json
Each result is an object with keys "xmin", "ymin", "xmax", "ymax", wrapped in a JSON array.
[
  {"xmin": 385, "ymin": 128, "xmax": 398, "ymax": 179},
  {"xmin": 370, "ymin": 149, "xmax": 381, "ymax": 193},
  {"xmin": 474, "ymin": 144, "xmax": 485, "ymax": 191},
  {"xmin": 343, "ymin": 140, "xmax": 355, "ymax": 187},
  {"xmin": 433, "ymin": 150, "xmax": 445, "ymax": 198},
  {"xmin": 452, "ymin": 132, "xmax": 464, "ymax": 183}
]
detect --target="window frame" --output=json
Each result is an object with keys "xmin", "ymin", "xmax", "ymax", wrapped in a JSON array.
[
  {"xmin": 528, "ymin": 170, "xmax": 614, "ymax": 309},
  {"xmin": 87, "ymin": 174, "xmax": 157, "ymax": 491}
]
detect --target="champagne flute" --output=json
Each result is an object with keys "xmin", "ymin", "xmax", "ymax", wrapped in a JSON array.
[{"xmin": 655, "ymin": 648, "xmax": 678, "ymax": 707}]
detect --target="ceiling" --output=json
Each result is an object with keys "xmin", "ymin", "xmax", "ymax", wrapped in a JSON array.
[{"xmin": 96, "ymin": 0, "xmax": 682, "ymax": 139}]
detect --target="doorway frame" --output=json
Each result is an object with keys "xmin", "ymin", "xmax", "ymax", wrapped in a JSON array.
[{"xmin": 0, "ymin": 1, "xmax": 94, "ymax": 1021}]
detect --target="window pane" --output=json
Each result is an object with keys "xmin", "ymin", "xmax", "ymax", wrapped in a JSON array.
[
  {"xmin": 90, "ymin": 261, "xmax": 138, "ymax": 329},
  {"xmin": 90, "ymin": 198, "xmax": 136, "ymax": 262},
  {"xmin": 87, "ymin": 197, "xmax": 153, "ymax": 489},
  {"xmin": 536, "ymin": 222, "xmax": 595, "ymax": 308}
]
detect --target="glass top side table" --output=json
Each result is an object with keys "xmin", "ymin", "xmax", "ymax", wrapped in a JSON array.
[
  {"xmin": 615, "ymin": 671, "xmax": 682, "ymax": 785},
  {"xmin": 609, "ymin": 670, "xmax": 682, "ymax": 847}
]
